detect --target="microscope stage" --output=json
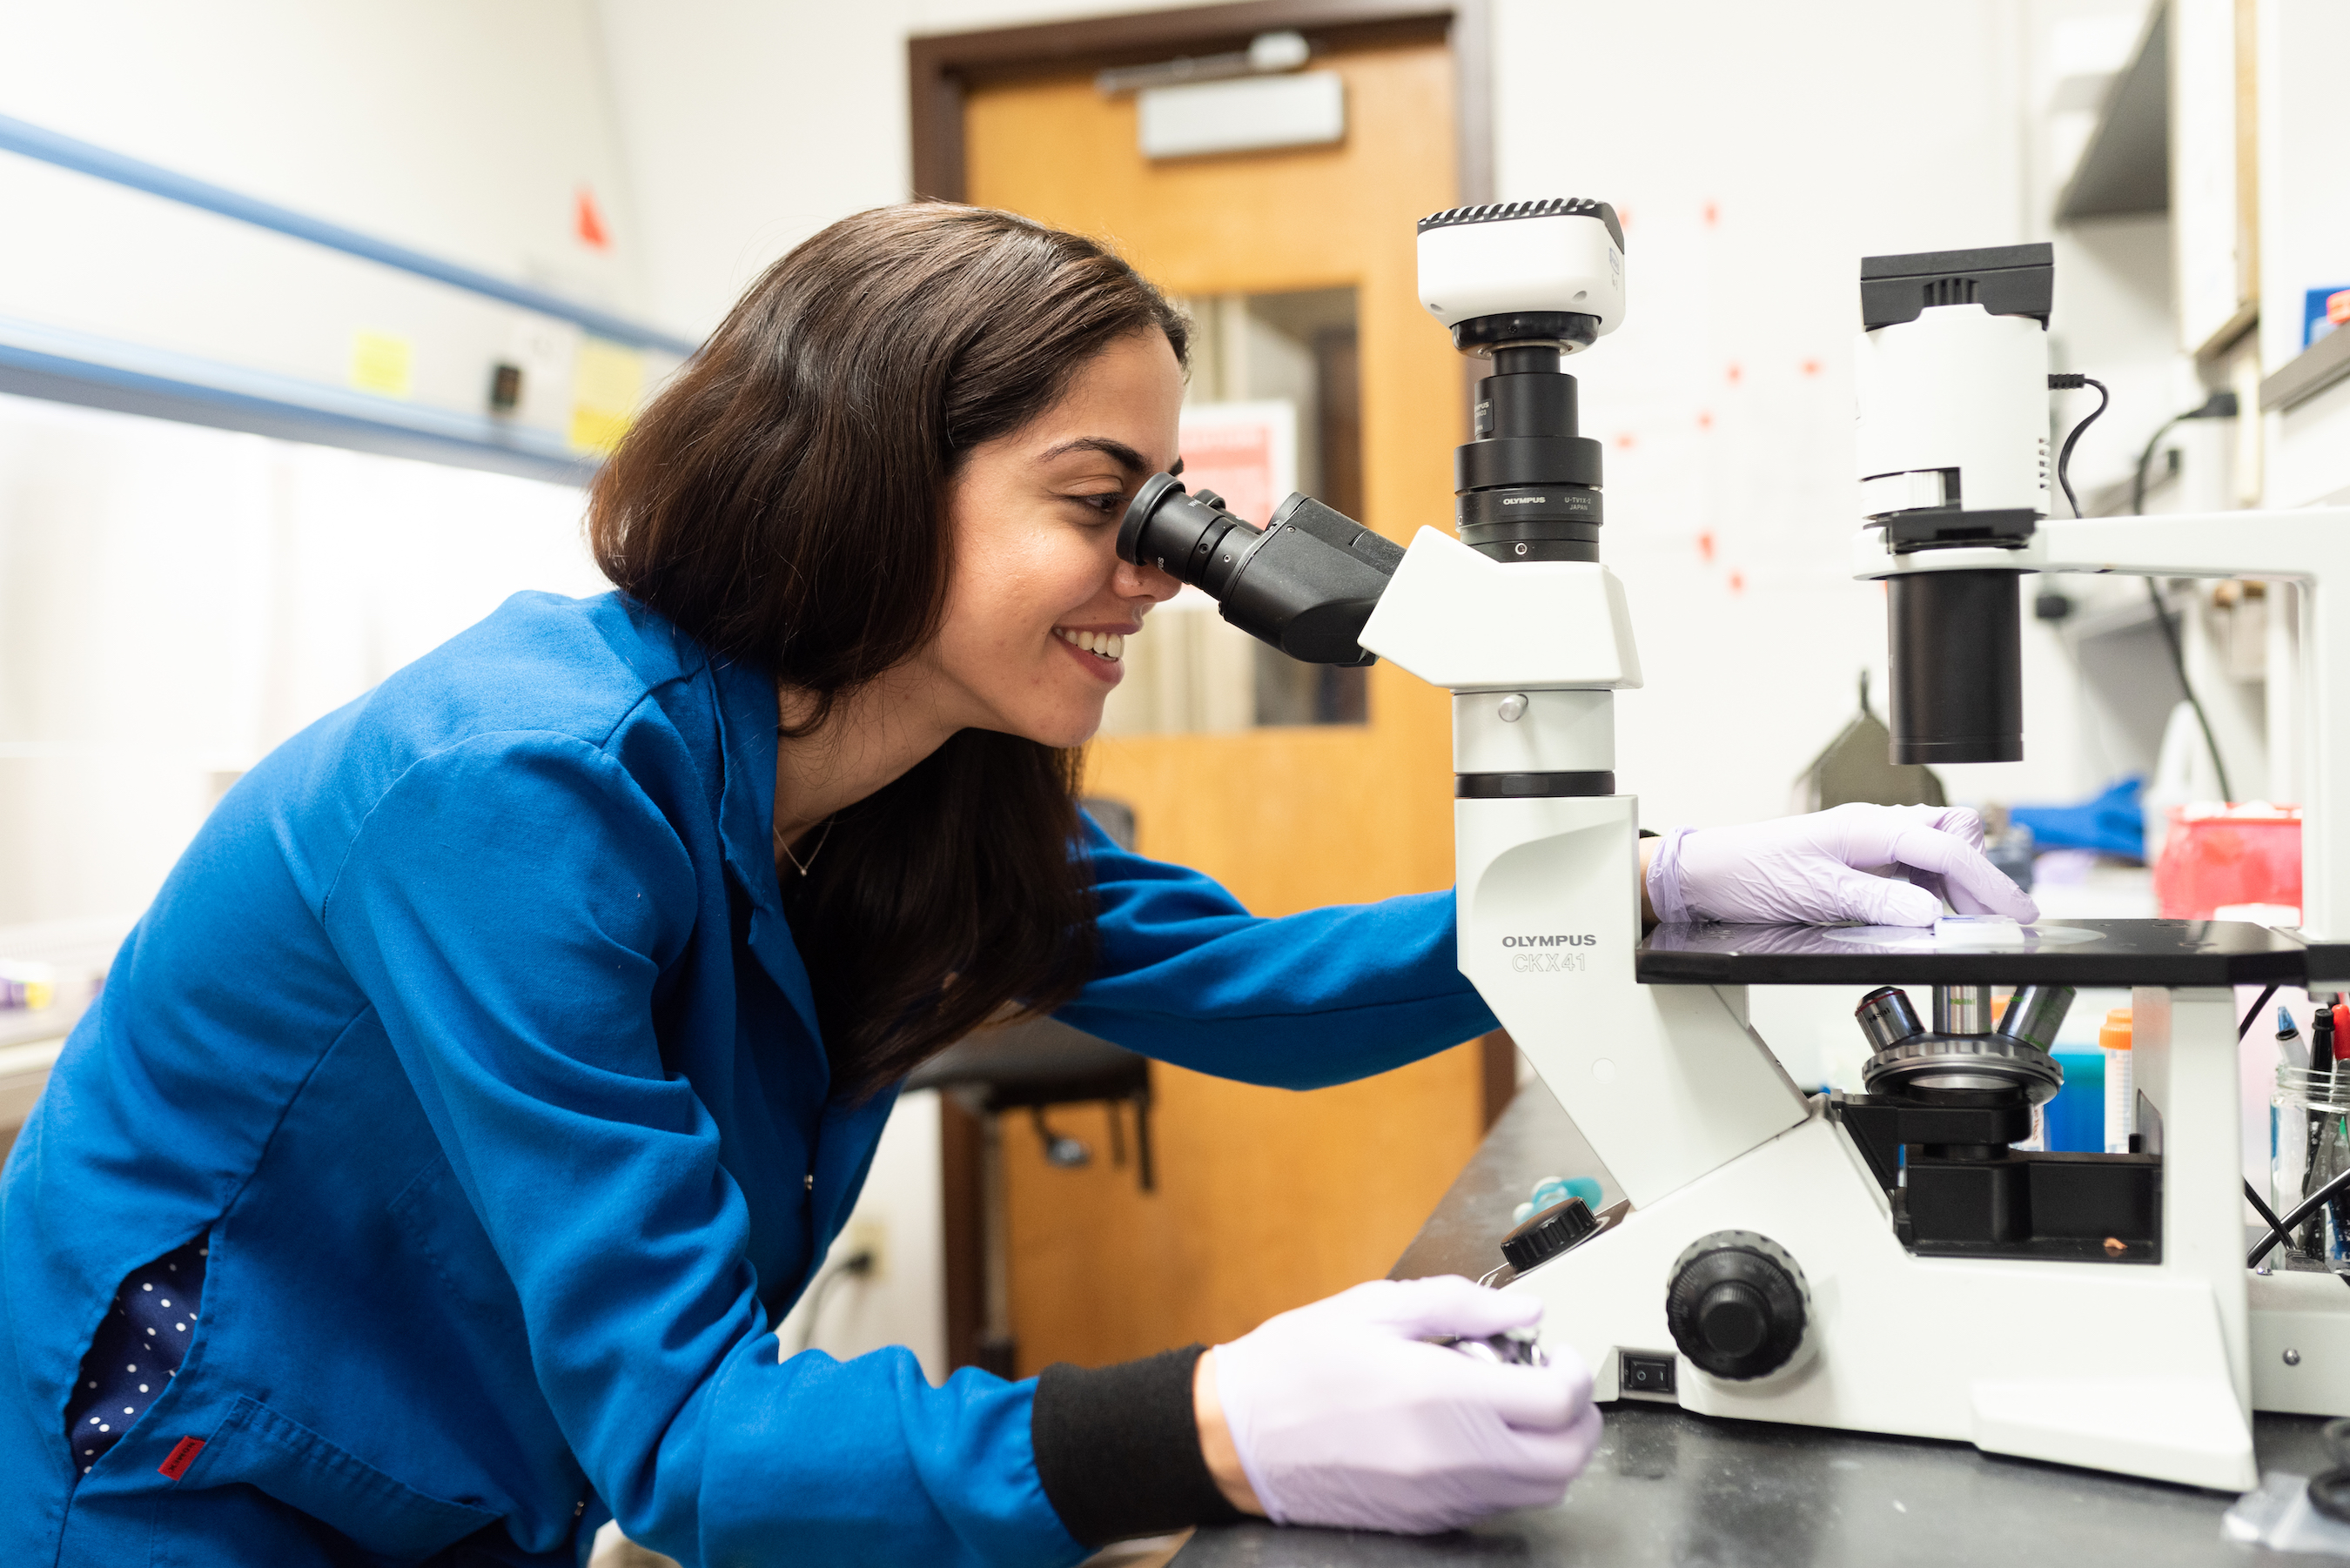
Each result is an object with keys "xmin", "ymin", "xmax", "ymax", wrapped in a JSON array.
[{"xmin": 1636, "ymin": 917, "xmax": 2309, "ymax": 987}]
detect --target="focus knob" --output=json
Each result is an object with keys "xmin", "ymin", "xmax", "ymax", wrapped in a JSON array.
[
  {"xmin": 1500, "ymin": 1196, "xmax": 1598, "ymax": 1273},
  {"xmin": 1664, "ymin": 1230, "xmax": 1809, "ymax": 1381}
]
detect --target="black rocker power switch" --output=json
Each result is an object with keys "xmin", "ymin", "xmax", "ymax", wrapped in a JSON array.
[{"xmin": 1620, "ymin": 1350, "xmax": 1677, "ymax": 1397}]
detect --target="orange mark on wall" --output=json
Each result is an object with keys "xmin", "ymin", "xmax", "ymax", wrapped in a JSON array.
[
  {"xmin": 1703, "ymin": 200, "xmax": 1719, "ymax": 226},
  {"xmin": 1802, "ymin": 358, "xmax": 1823, "ymax": 376},
  {"xmin": 1614, "ymin": 432, "xmax": 1637, "ymax": 451},
  {"xmin": 1729, "ymin": 570, "xmax": 1746, "ymax": 594},
  {"xmin": 575, "ymin": 188, "xmax": 611, "ymax": 251},
  {"xmin": 1696, "ymin": 410, "xmax": 1714, "ymax": 432},
  {"xmin": 1725, "ymin": 362, "xmax": 1743, "ymax": 386},
  {"xmin": 1697, "ymin": 532, "xmax": 1716, "ymax": 563}
]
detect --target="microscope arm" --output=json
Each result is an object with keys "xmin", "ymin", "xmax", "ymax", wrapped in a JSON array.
[
  {"xmin": 1856, "ymin": 506, "xmax": 2350, "ymax": 584},
  {"xmin": 1855, "ymin": 504, "xmax": 2350, "ymax": 969},
  {"xmin": 1364, "ymin": 526, "xmax": 1812, "ymax": 1208},
  {"xmin": 2038, "ymin": 507, "xmax": 2350, "ymax": 582}
]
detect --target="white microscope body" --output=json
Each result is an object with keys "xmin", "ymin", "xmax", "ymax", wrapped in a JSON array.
[{"xmin": 1352, "ymin": 215, "xmax": 2350, "ymax": 1491}]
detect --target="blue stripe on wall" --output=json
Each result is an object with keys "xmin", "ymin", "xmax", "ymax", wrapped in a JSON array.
[{"xmin": 0, "ymin": 112, "xmax": 700, "ymax": 359}]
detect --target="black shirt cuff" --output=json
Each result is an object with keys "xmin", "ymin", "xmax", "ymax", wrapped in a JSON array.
[{"xmin": 1031, "ymin": 1344, "xmax": 1248, "ymax": 1548}]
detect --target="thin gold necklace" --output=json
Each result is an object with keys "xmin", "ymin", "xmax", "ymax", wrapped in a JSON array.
[{"xmin": 775, "ymin": 814, "xmax": 837, "ymax": 878}]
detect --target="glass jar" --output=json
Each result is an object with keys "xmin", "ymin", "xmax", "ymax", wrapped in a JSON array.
[{"xmin": 2273, "ymin": 1066, "xmax": 2350, "ymax": 1268}]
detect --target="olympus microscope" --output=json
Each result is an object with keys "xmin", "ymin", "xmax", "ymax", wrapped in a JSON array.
[{"xmin": 1117, "ymin": 201, "xmax": 2350, "ymax": 1491}]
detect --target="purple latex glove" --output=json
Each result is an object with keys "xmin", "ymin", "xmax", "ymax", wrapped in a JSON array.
[
  {"xmin": 1647, "ymin": 803, "xmax": 2039, "ymax": 928},
  {"xmin": 1209, "ymin": 1276, "xmax": 1601, "ymax": 1534}
]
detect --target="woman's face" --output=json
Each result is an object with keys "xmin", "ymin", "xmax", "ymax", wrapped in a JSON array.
[{"xmin": 929, "ymin": 330, "xmax": 1187, "ymax": 747}]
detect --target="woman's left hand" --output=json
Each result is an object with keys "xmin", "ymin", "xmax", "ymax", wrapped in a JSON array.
[{"xmin": 1646, "ymin": 803, "xmax": 2038, "ymax": 928}]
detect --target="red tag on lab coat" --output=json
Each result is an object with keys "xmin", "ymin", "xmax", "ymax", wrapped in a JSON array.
[{"xmin": 158, "ymin": 1437, "xmax": 205, "ymax": 1479}]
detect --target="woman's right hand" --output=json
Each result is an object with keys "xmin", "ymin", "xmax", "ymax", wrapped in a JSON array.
[
  {"xmin": 1195, "ymin": 1276, "xmax": 1601, "ymax": 1533},
  {"xmin": 1648, "ymin": 802, "xmax": 2038, "ymax": 928}
]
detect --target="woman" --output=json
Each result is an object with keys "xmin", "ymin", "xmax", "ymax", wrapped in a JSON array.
[{"xmin": 2, "ymin": 204, "xmax": 2032, "ymax": 1565}]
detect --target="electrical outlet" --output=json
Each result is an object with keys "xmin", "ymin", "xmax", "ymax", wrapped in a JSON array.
[{"xmin": 843, "ymin": 1217, "xmax": 890, "ymax": 1283}]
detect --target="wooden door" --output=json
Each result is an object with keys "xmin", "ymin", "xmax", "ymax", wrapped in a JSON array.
[{"xmin": 966, "ymin": 35, "xmax": 1487, "ymax": 1370}]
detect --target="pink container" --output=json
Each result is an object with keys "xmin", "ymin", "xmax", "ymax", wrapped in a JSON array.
[{"xmin": 2153, "ymin": 804, "xmax": 2302, "ymax": 919}]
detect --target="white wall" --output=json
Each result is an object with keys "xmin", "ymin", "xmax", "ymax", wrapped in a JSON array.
[
  {"xmin": 595, "ymin": 0, "xmax": 1184, "ymax": 336},
  {"xmin": 0, "ymin": 1, "xmax": 675, "ymax": 459},
  {"xmin": 1490, "ymin": 1, "xmax": 2051, "ymax": 825},
  {"xmin": 2256, "ymin": 0, "xmax": 2350, "ymax": 381},
  {"xmin": 0, "ymin": 0, "xmax": 648, "ymax": 312}
]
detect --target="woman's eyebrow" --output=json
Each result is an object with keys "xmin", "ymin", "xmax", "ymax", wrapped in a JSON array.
[{"xmin": 1036, "ymin": 436, "xmax": 1150, "ymax": 474}]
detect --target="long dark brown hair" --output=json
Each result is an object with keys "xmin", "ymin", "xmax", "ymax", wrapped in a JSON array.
[{"xmin": 590, "ymin": 204, "xmax": 1188, "ymax": 1096}]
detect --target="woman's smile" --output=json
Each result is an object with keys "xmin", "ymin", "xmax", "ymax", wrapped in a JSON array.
[{"xmin": 1051, "ymin": 623, "xmax": 1131, "ymax": 681}]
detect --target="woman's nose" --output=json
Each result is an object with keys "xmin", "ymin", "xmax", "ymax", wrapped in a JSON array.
[{"xmin": 1115, "ymin": 557, "xmax": 1182, "ymax": 604}]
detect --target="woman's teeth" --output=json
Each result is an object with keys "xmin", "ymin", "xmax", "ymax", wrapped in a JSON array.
[{"xmin": 1056, "ymin": 627, "xmax": 1125, "ymax": 661}]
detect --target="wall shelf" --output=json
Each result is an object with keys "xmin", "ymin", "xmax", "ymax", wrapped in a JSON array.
[
  {"xmin": 2260, "ymin": 323, "xmax": 2350, "ymax": 413},
  {"xmin": 2055, "ymin": 1, "xmax": 2169, "ymax": 224}
]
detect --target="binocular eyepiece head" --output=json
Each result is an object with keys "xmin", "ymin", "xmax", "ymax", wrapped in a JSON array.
[{"xmin": 1115, "ymin": 473, "xmax": 1401, "ymax": 667}]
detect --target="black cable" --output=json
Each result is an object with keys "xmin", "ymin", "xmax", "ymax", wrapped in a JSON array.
[
  {"xmin": 2244, "ymin": 1181, "xmax": 2350, "ymax": 1290},
  {"xmin": 2129, "ymin": 416, "xmax": 2181, "ymax": 520},
  {"xmin": 2141, "ymin": 579, "xmax": 2234, "ymax": 807},
  {"xmin": 2246, "ymin": 1179, "xmax": 2286, "ymax": 1236},
  {"xmin": 2128, "ymin": 394, "xmax": 2242, "ymax": 807},
  {"xmin": 2127, "ymin": 390, "xmax": 2240, "ymax": 515},
  {"xmin": 2048, "ymin": 374, "xmax": 2236, "ymax": 801},
  {"xmin": 2250, "ymin": 1166, "xmax": 2350, "ymax": 1269},
  {"xmin": 2235, "ymin": 983, "xmax": 2292, "ymax": 1262},
  {"xmin": 2242, "ymin": 983, "xmax": 2281, "ymax": 1042},
  {"xmin": 2048, "ymin": 372, "xmax": 2108, "ymax": 520}
]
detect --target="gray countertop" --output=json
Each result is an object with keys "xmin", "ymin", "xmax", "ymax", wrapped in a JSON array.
[{"xmin": 1173, "ymin": 1079, "xmax": 2340, "ymax": 1566}]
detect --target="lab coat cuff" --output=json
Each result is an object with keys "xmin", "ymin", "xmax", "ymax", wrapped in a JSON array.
[{"xmin": 1031, "ymin": 1344, "xmax": 1244, "ymax": 1547}]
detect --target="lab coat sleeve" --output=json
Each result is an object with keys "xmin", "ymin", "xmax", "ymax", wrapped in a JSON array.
[
  {"xmin": 320, "ymin": 732, "xmax": 1085, "ymax": 1568},
  {"xmin": 1055, "ymin": 819, "xmax": 1500, "ymax": 1088}
]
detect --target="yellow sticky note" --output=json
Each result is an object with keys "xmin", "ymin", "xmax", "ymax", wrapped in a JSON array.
[
  {"xmin": 569, "ymin": 338, "xmax": 645, "ymax": 455},
  {"xmin": 350, "ymin": 330, "xmax": 414, "ymax": 398}
]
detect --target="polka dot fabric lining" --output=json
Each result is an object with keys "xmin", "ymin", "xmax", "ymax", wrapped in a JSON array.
[{"xmin": 64, "ymin": 1236, "xmax": 207, "ymax": 1481}]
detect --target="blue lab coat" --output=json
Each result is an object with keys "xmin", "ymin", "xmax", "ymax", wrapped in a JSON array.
[{"xmin": 0, "ymin": 592, "xmax": 1497, "ymax": 1567}]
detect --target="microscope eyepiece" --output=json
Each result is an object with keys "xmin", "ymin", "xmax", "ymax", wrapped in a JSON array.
[
  {"xmin": 1115, "ymin": 474, "xmax": 1400, "ymax": 666},
  {"xmin": 1117, "ymin": 473, "xmax": 1264, "ymax": 598}
]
